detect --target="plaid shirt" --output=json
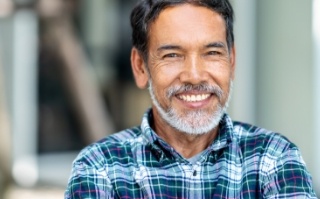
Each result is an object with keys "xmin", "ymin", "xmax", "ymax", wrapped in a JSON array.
[{"xmin": 65, "ymin": 109, "xmax": 317, "ymax": 198}]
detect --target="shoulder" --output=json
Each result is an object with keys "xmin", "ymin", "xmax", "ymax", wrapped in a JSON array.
[
  {"xmin": 72, "ymin": 126, "xmax": 144, "ymax": 169},
  {"xmin": 231, "ymin": 122, "xmax": 317, "ymax": 197},
  {"xmin": 65, "ymin": 127, "xmax": 144, "ymax": 198},
  {"xmin": 232, "ymin": 121, "xmax": 298, "ymax": 158}
]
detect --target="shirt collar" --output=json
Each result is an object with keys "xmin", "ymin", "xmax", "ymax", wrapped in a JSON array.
[
  {"xmin": 208, "ymin": 113, "xmax": 234, "ymax": 151},
  {"xmin": 140, "ymin": 108, "xmax": 159, "ymax": 144},
  {"xmin": 140, "ymin": 108, "xmax": 234, "ymax": 153}
]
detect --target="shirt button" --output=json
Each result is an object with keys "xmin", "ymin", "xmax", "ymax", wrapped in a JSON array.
[{"xmin": 193, "ymin": 170, "xmax": 197, "ymax": 176}]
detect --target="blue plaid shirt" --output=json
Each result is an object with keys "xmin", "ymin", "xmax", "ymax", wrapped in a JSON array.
[{"xmin": 65, "ymin": 109, "xmax": 317, "ymax": 198}]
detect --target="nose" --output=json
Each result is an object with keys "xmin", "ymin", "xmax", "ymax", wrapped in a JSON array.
[{"xmin": 179, "ymin": 55, "xmax": 209, "ymax": 84}]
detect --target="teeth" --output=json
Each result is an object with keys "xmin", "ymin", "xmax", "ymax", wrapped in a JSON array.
[{"xmin": 179, "ymin": 94, "xmax": 210, "ymax": 102}]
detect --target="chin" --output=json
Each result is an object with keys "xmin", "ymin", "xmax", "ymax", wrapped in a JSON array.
[{"xmin": 161, "ymin": 106, "xmax": 225, "ymax": 135}]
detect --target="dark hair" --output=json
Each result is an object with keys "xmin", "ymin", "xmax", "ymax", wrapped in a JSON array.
[{"xmin": 130, "ymin": 0, "xmax": 234, "ymax": 59}]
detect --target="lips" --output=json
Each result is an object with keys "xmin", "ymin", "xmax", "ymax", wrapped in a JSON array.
[
  {"xmin": 177, "ymin": 93, "xmax": 211, "ymax": 102},
  {"xmin": 166, "ymin": 83, "xmax": 223, "ymax": 107}
]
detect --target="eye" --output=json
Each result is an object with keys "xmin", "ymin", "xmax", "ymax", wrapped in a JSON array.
[
  {"xmin": 206, "ymin": 51, "xmax": 221, "ymax": 56},
  {"xmin": 163, "ymin": 53, "xmax": 180, "ymax": 58}
]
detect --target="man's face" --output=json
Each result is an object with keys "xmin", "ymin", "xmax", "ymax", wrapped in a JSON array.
[{"xmin": 142, "ymin": 4, "xmax": 235, "ymax": 135}]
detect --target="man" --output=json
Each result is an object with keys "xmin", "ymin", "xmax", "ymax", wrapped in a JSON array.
[{"xmin": 65, "ymin": 0, "xmax": 317, "ymax": 198}]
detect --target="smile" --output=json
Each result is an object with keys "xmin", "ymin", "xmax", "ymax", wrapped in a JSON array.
[{"xmin": 177, "ymin": 94, "xmax": 211, "ymax": 102}]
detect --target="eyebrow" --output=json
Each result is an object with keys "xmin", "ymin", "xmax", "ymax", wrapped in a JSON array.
[
  {"xmin": 157, "ymin": 45, "xmax": 181, "ymax": 52},
  {"xmin": 205, "ymin": 42, "xmax": 226, "ymax": 49}
]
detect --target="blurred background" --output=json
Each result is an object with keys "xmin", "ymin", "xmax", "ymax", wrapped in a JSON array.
[{"xmin": 0, "ymin": 0, "xmax": 319, "ymax": 198}]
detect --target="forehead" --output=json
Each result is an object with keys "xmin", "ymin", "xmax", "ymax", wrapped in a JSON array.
[{"xmin": 148, "ymin": 4, "xmax": 227, "ymax": 47}]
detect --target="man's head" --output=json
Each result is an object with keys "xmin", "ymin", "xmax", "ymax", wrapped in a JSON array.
[
  {"xmin": 130, "ymin": 0, "xmax": 236, "ymax": 135},
  {"xmin": 130, "ymin": 0, "xmax": 234, "ymax": 60}
]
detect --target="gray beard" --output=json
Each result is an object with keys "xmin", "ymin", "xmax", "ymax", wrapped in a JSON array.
[{"xmin": 148, "ymin": 81, "xmax": 233, "ymax": 135}]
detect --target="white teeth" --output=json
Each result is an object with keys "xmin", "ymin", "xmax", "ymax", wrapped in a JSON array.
[{"xmin": 179, "ymin": 94, "xmax": 210, "ymax": 102}]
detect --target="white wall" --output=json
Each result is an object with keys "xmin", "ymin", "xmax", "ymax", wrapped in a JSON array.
[
  {"xmin": 312, "ymin": 0, "xmax": 320, "ymax": 192},
  {"xmin": 256, "ymin": 0, "xmax": 316, "ymax": 184},
  {"xmin": 229, "ymin": 0, "xmax": 256, "ymax": 125}
]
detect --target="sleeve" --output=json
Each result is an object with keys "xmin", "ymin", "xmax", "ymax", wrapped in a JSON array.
[
  {"xmin": 262, "ymin": 147, "xmax": 318, "ymax": 199},
  {"xmin": 65, "ymin": 161, "xmax": 115, "ymax": 199}
]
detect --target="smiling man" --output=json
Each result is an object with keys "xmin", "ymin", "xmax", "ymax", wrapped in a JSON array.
[{"xmin": 65, "ymin": 0, "xmax": 317, "ymax": 198}]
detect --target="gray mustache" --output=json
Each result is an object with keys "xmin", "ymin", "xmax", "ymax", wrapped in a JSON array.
[{"xmin": 166, "ymin": 83, "xmax": 224, "ymax": 100}]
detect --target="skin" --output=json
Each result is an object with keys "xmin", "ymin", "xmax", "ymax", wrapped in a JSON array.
[{"xmin": 131, "ymin": 4, "xmax": 236, "ymax": 158}]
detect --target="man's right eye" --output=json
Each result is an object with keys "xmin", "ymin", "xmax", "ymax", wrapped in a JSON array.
[{"xmin": 163, "ymin": 53, "xmax": 179, "ymax": 58}]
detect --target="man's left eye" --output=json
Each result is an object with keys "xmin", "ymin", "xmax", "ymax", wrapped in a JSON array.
[{"xmin": 207, "ymin": 51, "xmax": 220, "ymax": 56}]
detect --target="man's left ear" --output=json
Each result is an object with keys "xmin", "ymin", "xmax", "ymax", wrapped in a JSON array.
[
  {"xmin": 230, "ymin": 45, "xmax": 236, "ymax": 80},
  {"xmin": 130, "ymin": 47, "xmax": 149, "ymax": 89}
]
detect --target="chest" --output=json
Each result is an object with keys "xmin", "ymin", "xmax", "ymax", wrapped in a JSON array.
[{"xmin": 108, "ymin": 157, "xmax": 262, "ymax": 199}]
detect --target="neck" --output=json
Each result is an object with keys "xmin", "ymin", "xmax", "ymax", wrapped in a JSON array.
[{"xmin": 163, "ymin": 130, "xmax": 218, "ymax": 158}]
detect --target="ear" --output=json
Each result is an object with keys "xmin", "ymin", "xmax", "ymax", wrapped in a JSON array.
[
  {"xmin": 230, "ymin": 45, "xmax": 236, "ymax": 80},
  {"xmin": 130, "ymin": 47, "xmax": 149, "ymax": 89}
]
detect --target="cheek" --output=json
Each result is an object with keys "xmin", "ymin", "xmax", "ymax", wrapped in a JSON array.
[
  {"xmin": 151, "ymin": 63, "xmax": 182, "ymax": 86},
  {"xmin": 150, "ymin": 71, "xmax": 180, "ymax": 105},
  {"xmin": 207, "ymin": 64, "xmax": 233, "ymax": 91},
  {"xmin": 153, "ymin": 61, "xmax": 183, "ymax": 76},
  {"xmin": 151, "ymin": 76, "xmax": 172, "ymax": 100},
  {"xmin": 207, "ymin": 71, "xmax": 231, "ymax": 90}
]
